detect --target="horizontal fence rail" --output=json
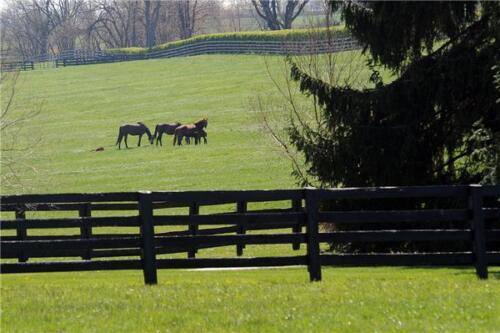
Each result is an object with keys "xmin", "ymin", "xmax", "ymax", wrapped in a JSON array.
[
  {"xmin": 1, "ymin": 185, "xmax": 499, "ymax": 284},
  {"xmin": 2, "ymin": 37, "xmax": 361, "ymax": 71},
  {"xmin": 0, "ymin": 61, "xmax": 35, "ymax": 72}
]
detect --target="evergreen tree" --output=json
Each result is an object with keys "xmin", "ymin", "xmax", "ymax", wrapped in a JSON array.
[{"xmin": 289, "ymin": 1, "xmax": 500, "ymax": 187}]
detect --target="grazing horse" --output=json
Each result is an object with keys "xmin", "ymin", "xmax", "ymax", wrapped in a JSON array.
[
  {"xmin": 194, "ymin": 118, "xmax": 208, "ymax": 130},
  {"xmin": 153, "ymin": 122, "xmax": 181, "ymax": 146},
  {"xmin": 115, "ymin": 122, "xmax": 153, "ymax": 149},
  {"xmin": 185, "ymin": 128, "xmax": 208, "ymax": 145},
  {"xmin": 173, "ymin": 118, "xmax": 208, "ymax": 146}
]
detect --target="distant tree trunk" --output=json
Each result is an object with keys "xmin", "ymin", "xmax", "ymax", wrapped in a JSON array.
[
  {"xmin": 144, "ymin": 0, "xmax": 161, "ymax": 48},
  {"xmin": 131, "ymin": 1, "xmax": 139, "ymax": 46},
  {"xmin": 37, "ymin": 0, "xmax": 51, "ymax": 57},
  {"xmin": 176, "ymin": 0, "xmax": 198, "ymax": 39},
  {"xmin": 251, "ymin": 0, "xmax": 309, "ymax": 30}
]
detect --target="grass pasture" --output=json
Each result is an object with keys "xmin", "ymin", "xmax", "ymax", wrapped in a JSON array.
[
  {"xmin": 1, "ymin": 52, "xmax": 378, "ymax": 195},
  {"xmin": 2, "ymin": 55, "xmax": 305, "ymax": 194},
  {"xmin": 1, "ymin": 267, "xmax": 499, "ymax": 332},
  {"xmin": 2, "ymin": 54, "xmax": 499, "ymax": 332}
]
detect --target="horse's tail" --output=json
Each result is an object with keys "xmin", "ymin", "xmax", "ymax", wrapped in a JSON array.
[{"xmin": 115, "ymin": 128, "xmax": 121, "ymax": 146}]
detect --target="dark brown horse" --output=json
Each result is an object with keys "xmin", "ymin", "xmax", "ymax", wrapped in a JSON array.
[
  {"xmin": 153, "ymin": 122, "xmax": 181, "ymax": 146},
  {"xmin": 116, "ymin": 122, "xmax": 153, "ymax": 149},
  {"xmin": 173, "ymin": 118, "xmax": 208, "ymax": 146},
  {"xmin": 185, "ymin": 128, "xmax": 208, "ymax": 145}
]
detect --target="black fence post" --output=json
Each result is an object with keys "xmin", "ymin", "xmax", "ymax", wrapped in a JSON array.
[
  {"xmin": 305, "ymin": 189, "xmax": 321, "ymax": 281},
  {"xmin": 15, "ymin": 205, "xmax": 28, "ymax": 262},
  {"xmin": 139, "ymin": 191, "xmax": 158, "ymax": 285},
  {"xmin": 292, "ymin": 199, "xmax": 302, "ymax": 250},
  {"xmin": 236, "ymin": 201, "xmax": 247, "ymax": 256},
  {"xmin": 79, "ymin": 203, "xmax": 92, "ymax": 260},
  {"xmin": 469, "ymin": 185, "xmax": 488, "ymax": 279},
  {"xmin": 188, "ymin": 202, "xmax": 199, "ymax": 258}
]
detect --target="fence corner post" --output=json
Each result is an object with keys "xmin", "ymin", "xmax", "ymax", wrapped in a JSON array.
[
  {"xmin": 305, "ymin": 188, "xmax": 321, "ymax": 282},
  {"xmin": 469, "ymin": 184, "xmax": 488, "ymax": 279},
  {"xmin": 139, "ymin": 191, "xmax": 158, "ymax": 285}
]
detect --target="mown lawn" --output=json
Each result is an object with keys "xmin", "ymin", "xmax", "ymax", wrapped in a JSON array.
[{"xmin": 1, "ymin": 267, "xmax": 499, "ymax": 332}]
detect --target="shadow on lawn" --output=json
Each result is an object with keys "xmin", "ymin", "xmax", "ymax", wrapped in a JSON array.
[
  {"xmin": 395, "ymin": 265, "xmax": 500, "ymax": 279},
  {"xmin": 450, "ymin": 267, "xmax": 500, "ymax": 280}
]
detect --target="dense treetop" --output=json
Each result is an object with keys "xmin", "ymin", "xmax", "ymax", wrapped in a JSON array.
[{"xmin": 289, "ymin": 1, "xmax": 499, "ymax": 187}]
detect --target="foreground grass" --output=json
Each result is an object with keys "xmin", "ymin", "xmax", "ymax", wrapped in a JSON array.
[{"xmin": 1, "ymin": 267, "xmax": 499, "ymax": 332}]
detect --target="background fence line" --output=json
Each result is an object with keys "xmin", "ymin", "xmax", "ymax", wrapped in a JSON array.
[
  {"xmin": 1, "ymin": 37, "xmax": 360, "ymax": 71},
  {"xmin": 1, "ymin": 185, "xmax": 498, "ymax": 284}
]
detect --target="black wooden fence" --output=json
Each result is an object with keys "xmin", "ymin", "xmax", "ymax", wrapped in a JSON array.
[
  {"xmin": 0, "ymin": 61, "xmax": 35, "ymax": 72},
  {"xmin": 53, "ymin": 38, "xmax": 360, "ymax": 68},
  {"xmin": 1, "ymin": 185, "xmax": 499, "ymax": 284},
  {"xmin": 2, "ymin": 38, "xmax": 360, "ymax": 70}
]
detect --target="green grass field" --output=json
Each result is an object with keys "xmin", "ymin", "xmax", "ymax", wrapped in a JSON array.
[
  {"xmin": 2, "ymin": 55, "xmax": 296, "ymax": 194},
  {"xmin": 2, "ymin": 267, "xmax": 499, "ymax": 332},
  {"xmin": 2, "ymin": 54, "xmax": 499, "ymax": 332},
  {"xmin": 1, "ymin": 53, "xmax": 376, "ymax": 195}
]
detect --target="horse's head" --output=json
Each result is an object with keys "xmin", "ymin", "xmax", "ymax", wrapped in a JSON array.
[
  {"xmin": 139, "ymin": 123, "xmax": 154, "ymax": 144},
  {"xmin": 195, "ymin": 118, "xmax": 208, "ymax": 129}
]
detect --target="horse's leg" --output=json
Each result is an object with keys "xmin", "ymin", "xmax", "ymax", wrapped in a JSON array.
[
  {"xmin": 138, "ymin": 134, "xmax": 142, "ymax": 147},
  {"xmin": 116, "ymin": 130, "xmax": 122, "ymax": 149},
  {"xmin": 125, "ymin": 134, "xmax": 129, "ymax": 148},
  {"xmin": 117, "ymin": 133, "xmax": 122, "ymax": 149},
  {"xmin": 159, "ymin": 133, "xmax": 163, "ymax": 146}
]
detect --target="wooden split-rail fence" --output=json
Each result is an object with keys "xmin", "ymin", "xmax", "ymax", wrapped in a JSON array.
[
  {"xmin": 1, "ymin": 185, "xmax": 499, "ymax": 284},
  {"xmin": 0, "ymin": 61, "xmax": 35, "ymax": 72},
  {"xmin": 2, "ymin": 38, "xmax": 360, "ymax": 70},
  {"xmin": 52, "ymin": 38, "xmax": 360, "ymax": 68}
]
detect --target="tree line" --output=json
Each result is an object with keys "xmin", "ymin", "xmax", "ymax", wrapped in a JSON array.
[{"xmin": 0, "ymin": 0, "xmax": 329, "ymax": 61}]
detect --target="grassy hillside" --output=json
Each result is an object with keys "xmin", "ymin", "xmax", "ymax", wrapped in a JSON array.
[
  {"xmin": 1, "ymin": 55, "xmax": 296, "ymax": 194},
  {"xmin": 1, "ymin": 52, "xmax": 375, "ymax": 195}
]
